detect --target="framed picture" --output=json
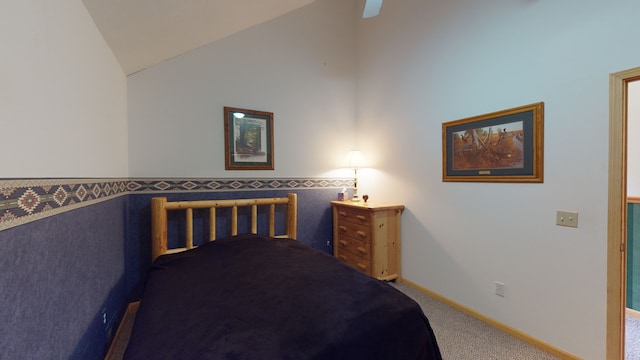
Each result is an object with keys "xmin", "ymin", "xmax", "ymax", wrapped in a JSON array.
[
  {"xmin": 224, "ymin": 106, "xmax": 274, "ymax": 170},
  {"xmin": 442, "ymin": 102, "xmax": 544, "ymax": 183}
]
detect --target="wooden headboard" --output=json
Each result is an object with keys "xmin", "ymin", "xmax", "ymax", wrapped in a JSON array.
[{"xmin": 151, "ymin": 193, "xmax": 297, "ymax": 262}]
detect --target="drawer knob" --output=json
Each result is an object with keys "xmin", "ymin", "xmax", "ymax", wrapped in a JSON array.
[
  {"xmin": 356, "ymin": 231, "xmax": 367, "ymax": 238},
  {"xmin": 338, "ymin": 211, "xmax": 347, "ymax": 217},
  {"xmin": 339, "ymin": 254, "xmax": 347, "ymax": 261},
  {"xmin": 356, "ymin": 246, "xmax": 367, "ymax": 254},
  {"xmin": 339, "ymin": 240, "xmax": 348, "ymax": 246},
  {"xmin": 357, "ymin": 263, "xmax": 367, "ymax": 270},
  {"xmin": 339, "ymin": 225, "xmax": 348, "ymax": 232},
  {"xmin": 356, "ymin": 215, "xmax": 367, "ymax": 221}
]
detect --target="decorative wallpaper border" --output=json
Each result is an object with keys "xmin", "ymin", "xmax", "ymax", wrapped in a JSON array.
[
  {"xmin": 0, "ymin": 178, "xmax": 352, "ymax": 231},
  {"xmin": 127, "ymin": 178, "xmax": 351, "ymax": 193}
]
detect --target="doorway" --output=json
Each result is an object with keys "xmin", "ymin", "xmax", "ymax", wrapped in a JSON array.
[
  {"xmin": 608, "ymin": 67, "xmax": 640, "ymax": 360},
  {"xmin": 626, "ymin": 80, "xmax": 640, "ymax": 359}
]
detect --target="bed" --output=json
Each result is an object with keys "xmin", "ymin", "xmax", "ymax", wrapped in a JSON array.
[{"xmin": 122, "ymin": 193, "xmax": 442, "ymax": 359}]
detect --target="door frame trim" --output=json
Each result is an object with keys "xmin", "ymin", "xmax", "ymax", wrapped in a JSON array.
[{"xmin": 608, "ymin": 66, "xmax": 640, "ymax": 359}]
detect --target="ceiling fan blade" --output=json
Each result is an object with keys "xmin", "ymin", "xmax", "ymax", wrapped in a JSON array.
[{"xmin": 362, "ymin": 0, "xmax": 383, "ymax": 18}]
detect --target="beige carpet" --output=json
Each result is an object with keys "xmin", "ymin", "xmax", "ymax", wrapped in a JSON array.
[
  {"xmin": 391, "ymin": 282, "xmax": 559, "ymax": 360},
  {"xmin": 627, "ymin": 312, "xmax": 640, "ymax": 360}
]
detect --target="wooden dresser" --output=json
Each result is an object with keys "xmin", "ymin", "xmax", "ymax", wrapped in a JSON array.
[{"xmin": 331, "ymin": 200, "xmax": 404, "ymax": 281}]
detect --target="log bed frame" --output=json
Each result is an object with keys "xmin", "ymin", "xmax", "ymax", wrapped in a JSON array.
[
  {"xmin": 151, "ymin": 193, "xmax": 298, "ymax": 261},
  {"xmin": 105, "ymin": 193, "xmax": 298, "ymax": 359}
]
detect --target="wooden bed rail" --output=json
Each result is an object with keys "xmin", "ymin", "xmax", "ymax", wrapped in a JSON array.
[{"xmin": 151, "ymin": 193, "xmax": 297, "ymax": 262}]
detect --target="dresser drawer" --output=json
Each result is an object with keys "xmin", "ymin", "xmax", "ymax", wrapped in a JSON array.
[
  {"xmin": 336, "ymin": 251, "xmax": 370, "ymax": 274},
  {"xmin": 336, "ymin": 235, "xmax": 370, "ymax": 258},
  {"xmin": 334, "ymin": 206, "xmax": 371, "ymax": 226},
  {"xmin": 335, "ymin": 221, "xmax": 371, "ymax": 242}
]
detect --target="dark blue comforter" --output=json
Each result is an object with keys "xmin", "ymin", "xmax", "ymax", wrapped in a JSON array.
[{"xmin": 124, "ymin": 234, "xmax": 441, "ymax": 360}]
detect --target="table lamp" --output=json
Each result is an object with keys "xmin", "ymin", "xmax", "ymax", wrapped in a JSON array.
[{"xmin": 345, "ymin": 150, "xmax": 366, "ymax": 202}]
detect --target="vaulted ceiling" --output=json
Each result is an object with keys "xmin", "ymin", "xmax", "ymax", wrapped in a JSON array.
[{"xmin": 82, "ymin": 0, "xmax": 316, "ymax": 75}]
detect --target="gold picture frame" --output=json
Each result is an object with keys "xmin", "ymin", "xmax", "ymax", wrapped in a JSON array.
[
  {"xmin": 442, "ymin": 102, "xmax": 544, "ymax": 183},
  {"xmin": 224, "ymin": 106, "xmax": 274, "ymax": 170}
]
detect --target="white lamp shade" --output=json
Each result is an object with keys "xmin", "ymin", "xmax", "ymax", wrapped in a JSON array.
[{"xmin": 345, "ymin": 150, "xmax": 366, "ymax": 169}]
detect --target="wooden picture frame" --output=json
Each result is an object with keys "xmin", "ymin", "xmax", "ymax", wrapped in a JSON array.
[
  {"xmin": 224, "ymin": 106, "xmax": 274, "ymax": 170},
  {"xmin": 442, "ymin": 102, "xmax": 544, "ymax": 183}
]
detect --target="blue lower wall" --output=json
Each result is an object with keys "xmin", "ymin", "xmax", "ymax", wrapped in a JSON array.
[
  {"xmin": 0, "ymin": 197, "xmax": 128, "ymax": 360},
  {"xmin": 0, "ymin": 183, "xmax": 341, "ymax": 359}
]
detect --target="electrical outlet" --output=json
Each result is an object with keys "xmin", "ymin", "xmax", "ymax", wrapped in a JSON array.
[
  {"xmin": 495, "ymin": 281, "xmax": 505, "ymax": 297},
  {"xmin": 326, "ymin": 240, "xmax": 331, "ymax": 247},
  {"xmin": 556, "ymin": 211, "xmax": 578, "ymax": 228},
  {"xmin": 102, "ymin": 309, "xmax": 107, "ymax": 325}
]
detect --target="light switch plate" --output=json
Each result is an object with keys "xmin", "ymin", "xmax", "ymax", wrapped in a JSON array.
[{"xmin": 556, "ymin": 211, "xmax": 578, "ymax": 228}]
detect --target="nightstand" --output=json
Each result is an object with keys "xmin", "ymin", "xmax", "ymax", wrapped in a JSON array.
[{"xmin": 331, "ymin": 200, "xmax": 404, "ymax": 281}]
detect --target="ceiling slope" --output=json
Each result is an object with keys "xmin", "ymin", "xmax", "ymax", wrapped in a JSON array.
[{"xmin": 83, "ymin": 0, "xmax": 316, "ymax": 75}]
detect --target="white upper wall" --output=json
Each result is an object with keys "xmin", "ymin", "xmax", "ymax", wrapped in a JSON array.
[
  {"xmin": 127, "ymin": 0, "xmax": 357, "ymax": 178},
  {"xmin": 0, "ymin": 0, "xmax": 128, "ymax": 178},
  {"xmin": 355, "ymin": 0, "xmax": 640, "ymax": 358}
]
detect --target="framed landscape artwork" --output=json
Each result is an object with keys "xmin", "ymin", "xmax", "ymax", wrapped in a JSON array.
[
  {"xmin": 224, "ymin": 106, "xmax": 274, "ymax": 170},
  {"xmin": 442, "ymin": 102, "xmax": 544, "ymax": 183}
]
